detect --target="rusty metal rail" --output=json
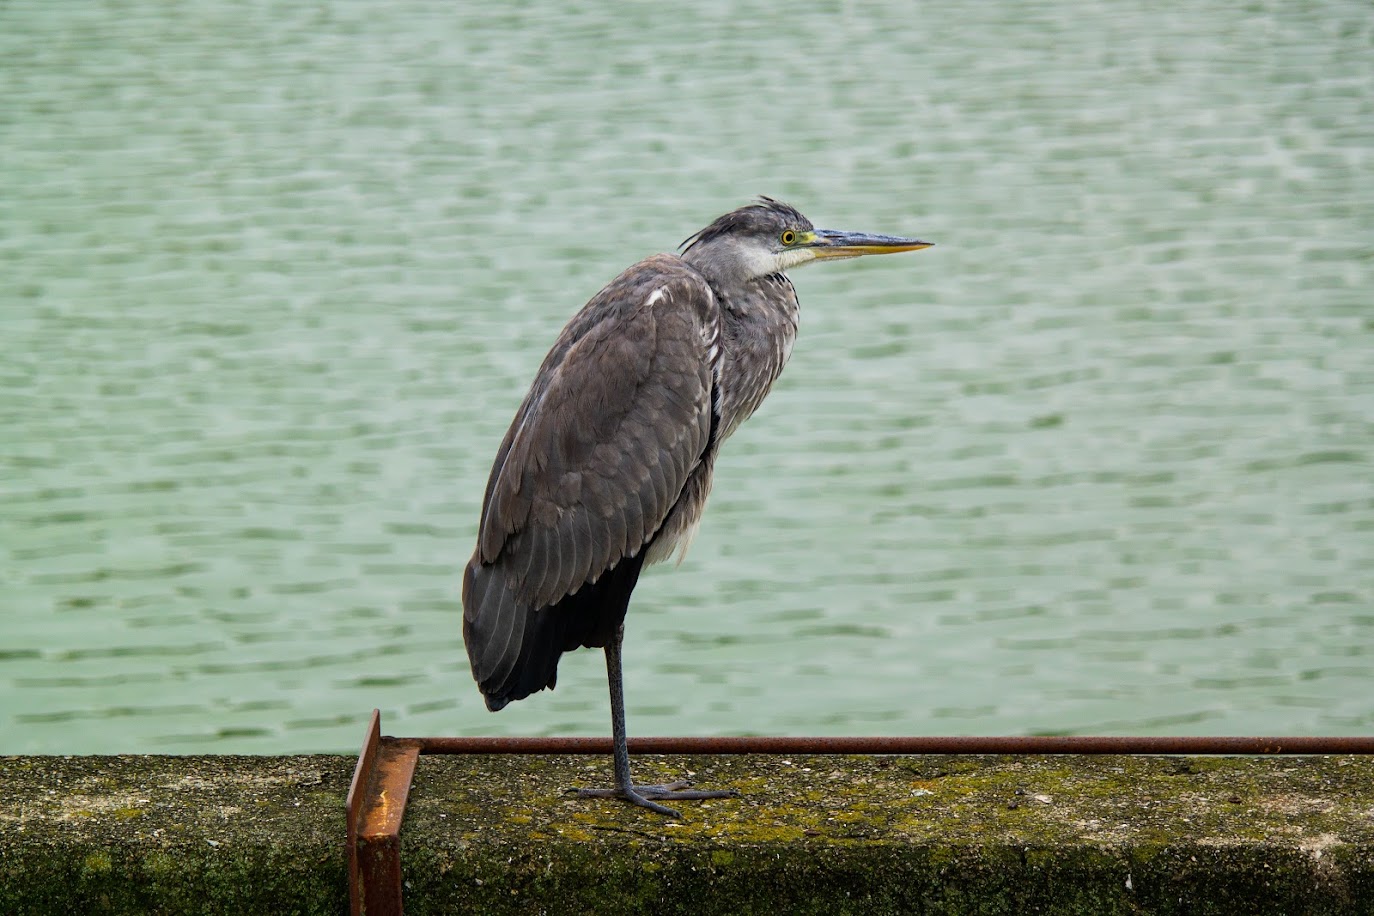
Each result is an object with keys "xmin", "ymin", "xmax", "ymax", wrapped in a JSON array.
[
  {"xmin": 413, "ymin": 734, "xmax": 1374, "ymax": 755},
  {"xmin": 345, "ymin": 709, "xmax": 1374, "ymax": 915}
]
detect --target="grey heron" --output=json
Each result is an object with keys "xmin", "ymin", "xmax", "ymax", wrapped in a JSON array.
[{"xmin": 462, "ymin": 198, "xmax": 931, "ymax": 815}]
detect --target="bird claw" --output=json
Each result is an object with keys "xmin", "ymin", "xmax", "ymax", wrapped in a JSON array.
[{"xmin": 574, "ymin": 781, "xmax": 741, "ymax": 817}]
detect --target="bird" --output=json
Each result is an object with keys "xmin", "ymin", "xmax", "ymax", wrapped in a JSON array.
[{"xmin": 462, "ymin": 198, "xmax": 931, "ymax": 816}]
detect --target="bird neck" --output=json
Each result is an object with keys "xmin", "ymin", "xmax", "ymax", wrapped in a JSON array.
[{"xmin": 709, "ymin": 273, "xmax": 800, "ymax": 442}]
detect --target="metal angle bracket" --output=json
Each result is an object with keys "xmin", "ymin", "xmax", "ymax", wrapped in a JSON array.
[{"xmin": 347, "ymin": 710, "xmax": 420, "ymax": 916}]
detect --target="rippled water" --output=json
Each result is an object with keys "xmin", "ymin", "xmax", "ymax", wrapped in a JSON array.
[{"xmin": 2, "ymin": 1, "xmax": 1372, "ymax": 753}]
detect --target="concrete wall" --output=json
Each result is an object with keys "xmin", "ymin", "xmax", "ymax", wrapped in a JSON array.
[{"xmin": 2, "ymin": 752, "xmax": 1372, "ymax": 914}]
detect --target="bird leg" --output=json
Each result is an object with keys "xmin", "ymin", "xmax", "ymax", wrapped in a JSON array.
[{"xmin": 575, "ymin": 625, "xmax": 739, "ymax": 817}]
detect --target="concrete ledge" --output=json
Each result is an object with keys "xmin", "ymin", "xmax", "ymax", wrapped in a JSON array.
[{"xmin": 3, "ymin": 752, "xmax": 1373, "ymax": 914}]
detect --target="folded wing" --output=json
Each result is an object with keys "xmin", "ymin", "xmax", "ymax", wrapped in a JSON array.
[{"xmin": 462, "ymin": 258, "xmax": 716, "ymax": 708}]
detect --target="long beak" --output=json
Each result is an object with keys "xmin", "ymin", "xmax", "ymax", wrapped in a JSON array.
[{"xmin": 806, "ymin": 228, "xmax": 933, "ymax": 261}]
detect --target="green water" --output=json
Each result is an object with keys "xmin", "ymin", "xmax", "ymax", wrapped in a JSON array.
[{"xmin": 2, "ymin": 2, "xmax": 1371, "ymax": 753}]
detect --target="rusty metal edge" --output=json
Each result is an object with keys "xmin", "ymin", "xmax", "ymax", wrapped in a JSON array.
[
  {"xmin": 345, "ymin": 709, "xmax": 381, "ymax": 916},
  {"xmin": 362, "ymin": 739, "xmax": 422, "ymax": 840},
  {"xmin": 412, "ymin": 734, "xmax": 1374, "ymax": 755},
  {"xmin": 348, "ymin": 711, "xmax": 422, "ymax": 916},
  {"xmin": 359, "ymin": 740, "xmax": 421, "ymax": 916}
]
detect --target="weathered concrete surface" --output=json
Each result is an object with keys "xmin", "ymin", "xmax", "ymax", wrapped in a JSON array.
[
  {"xmin": 0, "ymin": 754, "xmax": 350, "ymax": 914},
  {"xmin": 2, "ymin": 753, "xmax": 1373, "ymax": 914}
]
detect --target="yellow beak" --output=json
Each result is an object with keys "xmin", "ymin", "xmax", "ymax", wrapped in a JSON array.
[{"xmin": 803, "ymin": 228, "xmax": 933, "ymax": 261}]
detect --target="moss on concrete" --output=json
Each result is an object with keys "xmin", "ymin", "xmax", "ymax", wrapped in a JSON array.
[
  {"xmin": 0, "ymin": 754, "xmax": 351, "ymax": 915},
  {"xmin": 399, "ymin": 753, "xmax": 1374, "ymax": 915},
  {"xmin": 2, "ymin": 752, "xmax": 1373, "ymax": 914}
]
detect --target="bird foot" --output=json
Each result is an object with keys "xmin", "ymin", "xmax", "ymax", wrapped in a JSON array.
[{"xmin": 575, "ymin": 780, "xmax": 740, "ymax": 817}]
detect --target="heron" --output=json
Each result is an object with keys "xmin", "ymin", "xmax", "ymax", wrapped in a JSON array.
[{"xmin": 462, "ymin": 198, "xmax": 931, "ymax": 815}]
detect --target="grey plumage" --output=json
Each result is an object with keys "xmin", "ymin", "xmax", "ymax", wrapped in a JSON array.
[{"xmin": 461, "ymin": 198, "xmax": 930, "ymax": 814}]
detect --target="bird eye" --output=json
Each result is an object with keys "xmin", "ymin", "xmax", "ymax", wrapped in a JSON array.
[{"xmin": 781, "ymin": 230, "xmax": 797, "ymax": 246}]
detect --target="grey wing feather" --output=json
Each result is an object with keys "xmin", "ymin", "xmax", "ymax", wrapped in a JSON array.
[
  {"xmin": 465, "ymin": 560, "xmax": 520, "ymax": 690},
  {"xmin": 472, "ymin": 259, "xmax": 716, "ymax": 610}
]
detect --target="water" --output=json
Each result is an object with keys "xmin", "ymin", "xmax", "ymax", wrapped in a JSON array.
[{"xmin": 2, "ymin": 1, "xmax": 1371, "ymax": 754}]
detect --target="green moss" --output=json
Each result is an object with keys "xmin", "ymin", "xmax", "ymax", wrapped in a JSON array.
[
  {"xmin": 2, "ymin": 753, "xmax": 1373, "ymax": 914},
  {"xmin": 0, "ymin": 754, "xmax": 351, "ymax": 915},
  {"xmin": 81, "ymin": 850, "xmax": 113, "ymax": 876},
  {"xmin": 397, "ymin": 752, "xmax": 1374, "ymax": 914}
]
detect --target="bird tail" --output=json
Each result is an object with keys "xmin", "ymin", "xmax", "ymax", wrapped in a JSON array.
[{"xmin": 462, "ymin": 552, "xmax": 647, "ymax": 711}]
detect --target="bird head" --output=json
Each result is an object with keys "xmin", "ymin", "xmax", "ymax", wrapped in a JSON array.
[{"xmin": 680, "ymin": 197, "xmax": 931, "ymax": 283}]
